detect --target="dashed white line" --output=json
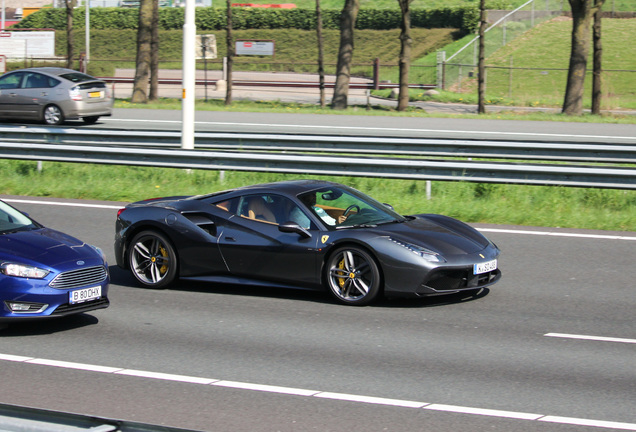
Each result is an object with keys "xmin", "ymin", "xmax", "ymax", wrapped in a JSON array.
[
  {"xmin": 3, "ymin": 198, "xmax": 122, "ymax": 210},
  {"xmin": 478, "ymin": 228, "xmax": 636, "ymax": 241},
  {"xmin": 545, "ymin": 333, "xmax": 636, "ymax": 344},
  {"xmin": 1, "ymin": 353, "xmax": 635, "ymax": 431}
]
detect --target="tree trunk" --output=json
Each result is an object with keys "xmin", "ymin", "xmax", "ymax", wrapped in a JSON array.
[
  {"xmin": 132, "ymin": 0, "xmax": 153, "ymax": 103},
  {"xmin": 397, "ymin": 0, "xmax": 412, "ymax": 112},
  {"xmin": 591, "ymin": 1, "xmax": 603, "ymax": 115},
  {"xmin": 225, "ymin": 0, "xmax": 233, "ymax": 106},
  {"xmin": 316, "ymin": 0, "xmax": 326, "ymax": 108},
  {"xmin": 562, "ymin": 0, "xmax": 603, "ymax": 115},
  {"xmin": 477, "ymin": 0, "xmax": 487, "ymax": 114},
  {"xmin": 149, "ymin": 0, "xmax": 159, "ymax": 101},
  {"xmin": 331, "ymin": 0, "xmax": 359, "ymax": 110},
  {"xmin": 64, "ymin": 0, "xmax": 76, "ymax": 69}
]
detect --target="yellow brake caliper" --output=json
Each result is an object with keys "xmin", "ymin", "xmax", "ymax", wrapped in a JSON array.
[
  {"xmin": 337, "ymin": 258, "xmax": 346, "ymax": 288},
  {"xmin": 159, "ymin": 245, "xmax": 169, "ymax": 275}
]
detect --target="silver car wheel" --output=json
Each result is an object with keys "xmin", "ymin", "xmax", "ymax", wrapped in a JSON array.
[
  {"xmin": 43, "ymin": 105, "xmax": 64, "ymax": 125},
  {"xmin": 129, "ymin": 231, "xmax": 177, "ymax": 288},
  {"xmin": 326, "ymin": 246, "xmax": 381, "ymax": 305}
]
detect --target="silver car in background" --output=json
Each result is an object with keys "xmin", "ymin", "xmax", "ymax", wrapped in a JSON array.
[{"xmin": 0, "ymin": 67, "xmax": 113, "ymax": 125}]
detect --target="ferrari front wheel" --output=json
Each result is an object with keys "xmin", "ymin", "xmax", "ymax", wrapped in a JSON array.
[
  {"xmin": 129, "ymin": 230, "xmax": 177, "ymax": 288},
  {"xmin": 325, "ymin": 246, "xmax": 381, "ymax": 306}
]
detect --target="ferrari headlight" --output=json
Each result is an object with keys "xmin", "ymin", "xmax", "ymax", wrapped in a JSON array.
[
  {"xmin": 389, "ymin": 238, "xmax": 445, "ymax": 263},
  {"xmin": 1, "ymin": 263, "xmax": 50, "ymax": 279}
]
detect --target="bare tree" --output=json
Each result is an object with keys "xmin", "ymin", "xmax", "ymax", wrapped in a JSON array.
[
  {"xmin": 131, "ymin": 0, "xmax": 153, "ymax": 103},
  {"xmin": 225, "ymin": 0, "xmax": 233, "ymax": 106},
  {"xmin": 477, "ymin": 0, "xmax": 487, "ymax": 114},
  {"xmin": 591, "ymin": 0, "xmax": 603, "ymax": 115},
  {"xmin": 331, "ymin": 0, "xmax": 359, "ymax": 110},
  {"xmin": 562, "ymin": 0, "xmax": 605, "ymax": 115},
  {"xmin": 316, "ymin": 0, "xmax": 326, "ymax": 108},
  {"xmin": 149, "ymin": 0, "xmax": 160, "ymax": 101},
  {"xmin": 396, "ymin": 0, "xmax": 413, "ymax": 112},
  {"xmin": 64, "ymin": 0, "xmax": 76, "ymax": 69}
]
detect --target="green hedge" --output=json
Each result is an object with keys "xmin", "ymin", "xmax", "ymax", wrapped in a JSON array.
[{"xmin": 15, "ymin": 6, "xmax": 479, "ymax": 33}]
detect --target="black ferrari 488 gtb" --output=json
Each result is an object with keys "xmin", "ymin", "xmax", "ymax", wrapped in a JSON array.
[{"xmin": 115, "ymin": 180, "xmax": 501, "ymax": 305}]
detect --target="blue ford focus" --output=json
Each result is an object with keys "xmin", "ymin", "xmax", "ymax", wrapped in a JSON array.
[{"xmin": 0, "ymin": 199, "xmax": 109, "ymax": 321}]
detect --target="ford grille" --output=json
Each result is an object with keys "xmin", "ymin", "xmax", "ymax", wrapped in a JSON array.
[{"xmin": 49, "ymin": 266, "xmax": 108, "ymax": 289}]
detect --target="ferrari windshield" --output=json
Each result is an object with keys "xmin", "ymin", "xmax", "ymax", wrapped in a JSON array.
[
  {"xmin": 0, "ymin": 201, "xmax": 37, "ymax": 234},
  {"xmin": 298, "ymin": 185, "xmax": 406, "ymax": 229}
]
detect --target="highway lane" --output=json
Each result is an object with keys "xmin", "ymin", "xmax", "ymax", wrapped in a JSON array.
[
  {"xmin": 86, "ymin": 108, "xmax": 636, "ymax": 144},
  {"xmin": 0, "ymin": 197, "xmax": 634, "ymax": 431}
]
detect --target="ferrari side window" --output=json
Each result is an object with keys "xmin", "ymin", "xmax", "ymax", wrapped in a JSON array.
[{"xmin": 238, "ymin": 195, "xmax": 278, "ymax": 224}]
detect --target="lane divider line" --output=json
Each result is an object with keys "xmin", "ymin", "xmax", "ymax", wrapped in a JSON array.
[
  {"xmin": 1, "ymin": 353, "xmax": 635, "ymax": 431},
  {"xmin": 545, "ymin": 333, "xmax": 636, "ymax": 344},
  {"xmin": 478, "ymin": 228, "xmax": 636, "ymax": 241}
]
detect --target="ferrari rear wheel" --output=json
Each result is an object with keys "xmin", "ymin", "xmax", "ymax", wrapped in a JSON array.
[
  {"xmin": 129, "ymin": 230, "xmax": 177, "ymax": 288},
  {"xmin": 326, "ymin": 246, "xmax": 381, "ymax": 305}
]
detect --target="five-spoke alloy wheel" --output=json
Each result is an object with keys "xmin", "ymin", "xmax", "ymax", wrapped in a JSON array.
[
  {"xmin": 43, "ymin": 104, "xmax": 64, "ymax": 125},
  {"xmin": 326, "ymin": 246, "xmax": 381, "ymax": 305},
  {"xmin": 129, "ymin": 230, "xmax": 177, "ymax": 288}
]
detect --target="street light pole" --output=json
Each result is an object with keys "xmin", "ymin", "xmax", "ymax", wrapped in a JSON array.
[{"xmin": 181, "ymin": 0, "xmax": 196, "ymax": 149}]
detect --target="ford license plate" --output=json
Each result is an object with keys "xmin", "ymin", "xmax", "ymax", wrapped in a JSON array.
[
  {"xmin": 69, "ymin": 286, "xmax": 101, "ymax": 304},
  {"xmin": 474, "ymin": 259, "xmax": 497, "ymax": 275}
]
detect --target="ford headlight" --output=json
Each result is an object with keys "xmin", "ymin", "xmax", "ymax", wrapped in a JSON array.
[
  {"xmin": 1, "ymin": 263, "xmax": 50, "ymax": 279},
  {"xmin": 389, "ymin": 238, "xmax": 445, "ymax": 262}
]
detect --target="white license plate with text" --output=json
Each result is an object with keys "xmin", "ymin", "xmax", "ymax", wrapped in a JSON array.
[
  {"xmin": 69, "ymin": 286, "xmax": 102, "ymax": 304},
  {"xmin": 474, "ymin": 259, "xmax": 497, "ymax": 275}
]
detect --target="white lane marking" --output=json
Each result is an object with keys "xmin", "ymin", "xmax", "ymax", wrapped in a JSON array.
[
  {"xmin": 115, "ymin": 369, "xmax": 218, "ymax": 385},
  {"xmin": 101, "ymin": 119, "xmax": 636, "ymax": 142},
  {"xmin": 423, "ymin": 404, "xmax": 542, "ymax": 420},
  {"xmin": 478, "ymin": 228, "xmax": 636, "ymax": 241},
  {"xmin": 315, "ymin": 392, "xmax": 426, "ymax": 408},
  {"xmin": 3, "ymin": 198, "xmax": 122, "ymax": 210},
  {"xmin": 25, "ymin": 358, "xmax": 122, "ymax": 373},
  {"xmin": 4, "ymin": 198, "xmax": 635, "ymax": 241},
  {"xmin": 213, "ymin": 380, "xmax": 318, "ymax": 397},
  {"xmin": 2, "ymin": 353, "xmax": 635, "ymax": 431},
  {"xmin": 540, "ymin": 416, "xmax": 636, "ymax": 431},
  {"xmin": 545, "ymin": 333, "xmax": 636, "ymax": 344}
]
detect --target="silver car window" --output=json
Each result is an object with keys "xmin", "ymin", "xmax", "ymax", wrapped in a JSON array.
[
  {"xmin": 23, "ymin": 72, "xmax": 57, "ymax": 89},
  {"xmin": 0, "ymin": 72, "xmax": 25, "ymax": 89}
]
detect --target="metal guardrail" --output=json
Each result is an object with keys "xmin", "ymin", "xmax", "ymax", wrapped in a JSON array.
[
  {"xmin": 1, "ymin": 140, "xmax": 635, "ymax": 189},
  {"xmin": 0, "ymin": 402, "xmax": 203, "ymax": 432},
  {"xmin": 1, "ymin": 125, "xmax": 635, "ymax": 189},
  {"xmin": 1, "ymin": 126, "xmax": 636, "ymax": 163}
]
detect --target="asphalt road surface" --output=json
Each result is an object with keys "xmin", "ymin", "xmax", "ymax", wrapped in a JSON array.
[
  {"xmin": 89, "ymin": 108, "xmax": 636, "ymax": 145},
  {"xmin": 0, "ymin": 195, "xmax": 634, "ymax": 432},
  {"xmin": 0, "ymin": 110, "xmax": 635, "ymax": 431}
]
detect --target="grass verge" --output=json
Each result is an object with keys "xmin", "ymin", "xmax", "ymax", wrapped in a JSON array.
[{"xmin": 2, "ymin": 159, "xmax": 635, "ymax": 232}]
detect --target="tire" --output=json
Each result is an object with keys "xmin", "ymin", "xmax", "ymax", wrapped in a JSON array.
[
  {"xmin": 42, "ymin": 105, "xmax": 64, "ymax": 125},
  {"xmin": 325, "ymin": 246, "xmax": 381, "ymax": 305},
  {"xmin": 83, "ymin": 116, "xmax": 99, "ymax": 124},
  {"xmin": 128, "ymin": 230, "xmax": 178, "ymax": 288}
]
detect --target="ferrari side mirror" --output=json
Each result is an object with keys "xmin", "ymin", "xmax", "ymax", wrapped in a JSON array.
[{"xmin": 279, "ymin": 222, "xmax": 312, "ymax": 238}]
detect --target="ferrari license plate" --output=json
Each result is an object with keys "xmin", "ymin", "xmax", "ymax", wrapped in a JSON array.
[
  {"xmin": 69, "ymin": 286, "xmax": 101, "ymax": 304},
  {"xmin": 474, "ymin": 259, "xmax": 497, "ymax": 275},
  {"xmin": 89, "ymin": 91, "xmax": 103, "ymax": 98}
]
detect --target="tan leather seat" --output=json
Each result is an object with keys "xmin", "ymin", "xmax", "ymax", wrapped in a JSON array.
[{"xmin": 246, "ymin": 197, "xmax": 277, "ymax": 223}]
